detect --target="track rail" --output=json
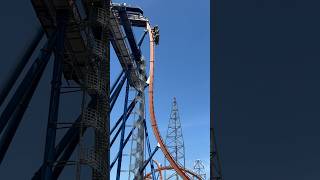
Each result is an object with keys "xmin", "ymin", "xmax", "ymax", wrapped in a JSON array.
[
  {"xmin": 144, "ymin": 166, "xmax": 202, "ymax": 180},
  {"xmin": 146, "ymin": 22, "xmax": 190, "ymax": 180},
  {"xmin": 152, "ymin": 160, "xmax": 163, "ymax": 180},
  {"xmin": 144, "ymin": 160, "xmax": 202, "ymax": 180}
]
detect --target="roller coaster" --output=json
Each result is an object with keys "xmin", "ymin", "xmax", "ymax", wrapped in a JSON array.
[{"xmin": 0, "ymin": 0, "xmax": 204, "ymax": 179}]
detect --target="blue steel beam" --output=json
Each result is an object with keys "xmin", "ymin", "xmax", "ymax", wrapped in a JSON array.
[
  {"xmin": 139, "ymin": 145, "xmax": 160, "ymax": 174},
  {"xmin": 110, "ymin": 99, "xmax": 136, "ymax": 135},
  {"xmin": 111, "ymin": 70, "xmax": 124, "ymax": 94},
  {"xmin": 0, "ymin": 66, "xmax": 48, "ymax": 164},
  {"xmin": 143, "ymin": 119, "xmax": 156, "ymax": 180},
  {"xmin": 110, "ymin": 125, "xmax": 136, "ymax": 169},
  {"xmin": 36, "ymin": 97, "xmax": 102, "ymax": 179},
  {"xmin": 52, "ymin": 142, "xmax": 78, "ymax": 179},
  {"xmin": 32, "ymin": 123, "xmax": 83, "ymax": 180},
  {"xmin": 110, "ymin": 73, "xmax": 127, "ymax": 102},
  {"xmin": 32, "ymin": 99, "xmax": 96, "ymax": 180},
  {"xmin": 54, "ymin": 118, "xmax": 80, "ymax": 157},
  {"xmin": 54, "ymin": 98, "xmax": 94, "ymax": 158},
  {"xmin": 0, "ymin": 28, "xmax": 44, "ymax": 107},
  {"xmin": 116, "ymin": 80, "xmax": 130, "ymax": 180},
  {"xmin": 118, "ymin": 8, "xmax": 142, "ymax": 63},
  {"xmin": 137, "ymin": 30, "xmax": 148, "ymax": 49},
  {"xmin": 110, "ymin": 100, "xmax": 136, "ymax": 147},
  {"xmin": 110, "ymin": 74, "xmax": 127, "ymax": 111},
  {"xmin": 110, "ymin": 107, "xmax": 134, "ymax": 147},
  {"xmin": 41, "ymin": 10, "xmax": 68, "ymax": 180},
  {"xmin": 52, "ymin": 126, "xmax": 84, "ymax": 180},
  {"xmin": 0, "ymin": 31, "xmax": 57, "ymax": 135},
  {"xmin": 0, "ymin": 33, "xmax": 56, "ymax": 164},
  {"xmin": 33, "ymin": 126, "xmax": 86, "ymax": 180}
]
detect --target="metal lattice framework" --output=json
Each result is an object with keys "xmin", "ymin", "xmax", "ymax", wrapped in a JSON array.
[
  {"xmin": 144, "ymin": 160, "xmax": 203, "ymax": 180},
  {"xmin": 164, "ymin": 97, "xmax": 185, "ymax": 180},
  {"xmin": 193, "ymin": 160, "xmax": 206, "ymax": 180},
  {"xmin": 0, "ymin": 0, "xmax": 206, "ymax": 179},
  {"xmin": 0, "ymin": 1, "xmax": 159, "ymax": 179}
]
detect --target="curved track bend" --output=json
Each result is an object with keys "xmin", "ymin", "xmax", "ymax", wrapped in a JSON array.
[
  {"xmin": 146, "ymin": 22, "xmax": 191, "ymax": 180},
  {"xmin": 144, "ymin": 166, "xmax": 202, "ymax": 180}
]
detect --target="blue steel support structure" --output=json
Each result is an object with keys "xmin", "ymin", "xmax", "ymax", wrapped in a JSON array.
[
  {"xmin": 116, "ymin": 79, "xmax": 130, "ymax": 180},
  {"xmin": 139, "ymin": 145, "xmax": 160, "ymax": 175},
  {"xmin": 110, "ymin": 74, "xmax": 127, "ymax": 110},
  {"xmin": 0, "ymin": 2, "xmax": 160, "ymax": 180},
  {"xmin": 137, "ymin": 30, "xmax": 148, "ymax": 49},
  {"xmin": 41, "ymin": 10, "xmax": 68, "ymax": 180},
  {"xmin": 109, "ymin": 71, "xmax": 158, "ymax": 180},
  {"xmin": 32, "ymin": 99, "xmax": 97, "ymax": 180},
  {"xmin": 0, "ymin": 28, "xmax": 44, "ymax": 107},
  {"xmin": 118, "ymin": 9, "xmax": 142, "ymax": 62},
  {"xmin": 0, "ymin": 31, "xmax": 56, "ymax": 135},
  {"xmin": 144, "ymin": 119, "xmax": 156, "ymax": 179},
  {"xmin": 110, "ymin": 125, "xmax": 136, "ymax": 169},
  {"xmin": 110, "ymin": 101, "xmax": 136, "ymax": 147},
  {"xmin": 110, "ymin": 124, "xmax": 136, "ymax": 168},
  {"xmin": 110, "ymin": 100, "xmax": 136, "ymax": 135},
  {"xmin": 0, "ymin": 31, "xmax": 57, "ymax": 164},
  {"xmin": 111, "ymin": 70, "xmax": 124, "ymax": 93}
]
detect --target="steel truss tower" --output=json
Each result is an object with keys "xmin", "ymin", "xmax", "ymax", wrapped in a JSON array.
[
  {"xmin": 0, "ymin": 1, "xmax": 160, "ymax": 180},
  {"xmin": 164, "ymin": 97, "xmax": 185, "ymax": 180},
  {"xmin": 128, "ymin": 88, "xmax": 146, "ymax": 180},
  {"xmin": 210, "ymin": 127, "xmax": 223, "ymax": 180},
  {"xmin": 193, "ymin": 160, "xmax": 206, "ymax": 180}
]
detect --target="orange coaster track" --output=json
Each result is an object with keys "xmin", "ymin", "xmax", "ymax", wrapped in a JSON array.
[
  {"xmin": 147, "ymin": 22, "xmax": 191, "ymax": 180},
  {"xmin": 144, "ymin": 160, "xmax": 202, "ymax": 180},
  {"xmin": 151, "ymin": 160, "xmax": 163, "ymax": 180},
  {"xmin": 144, "ymin": 166, "xmax": 202, "ymax": 180}
]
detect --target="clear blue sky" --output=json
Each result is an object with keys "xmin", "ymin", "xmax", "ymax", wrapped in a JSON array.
[{"xmin": 0, "ymin": 0, "xmax": 209, "ymax": 179}]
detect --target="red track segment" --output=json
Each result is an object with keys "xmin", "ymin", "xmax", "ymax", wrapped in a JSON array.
[
  {"xmin": 146, "ymin": 22, "xmax": 190, "ymax": 180},
  {"xmin": 144, "ymin": 166, "xmax": 202, "ymax": 180},
  {"xmin": 151, "ymin": 160, "xmax": 163, "ymax": 180}
]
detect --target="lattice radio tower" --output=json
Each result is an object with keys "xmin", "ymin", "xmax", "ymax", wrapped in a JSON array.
[
  {"xmin": 193, "ymin": 160, "xmax": 206, "ymax": 180},
  {"xmin": 164, "ymin": 97, "xmax": 185, "ymax": 179}
]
